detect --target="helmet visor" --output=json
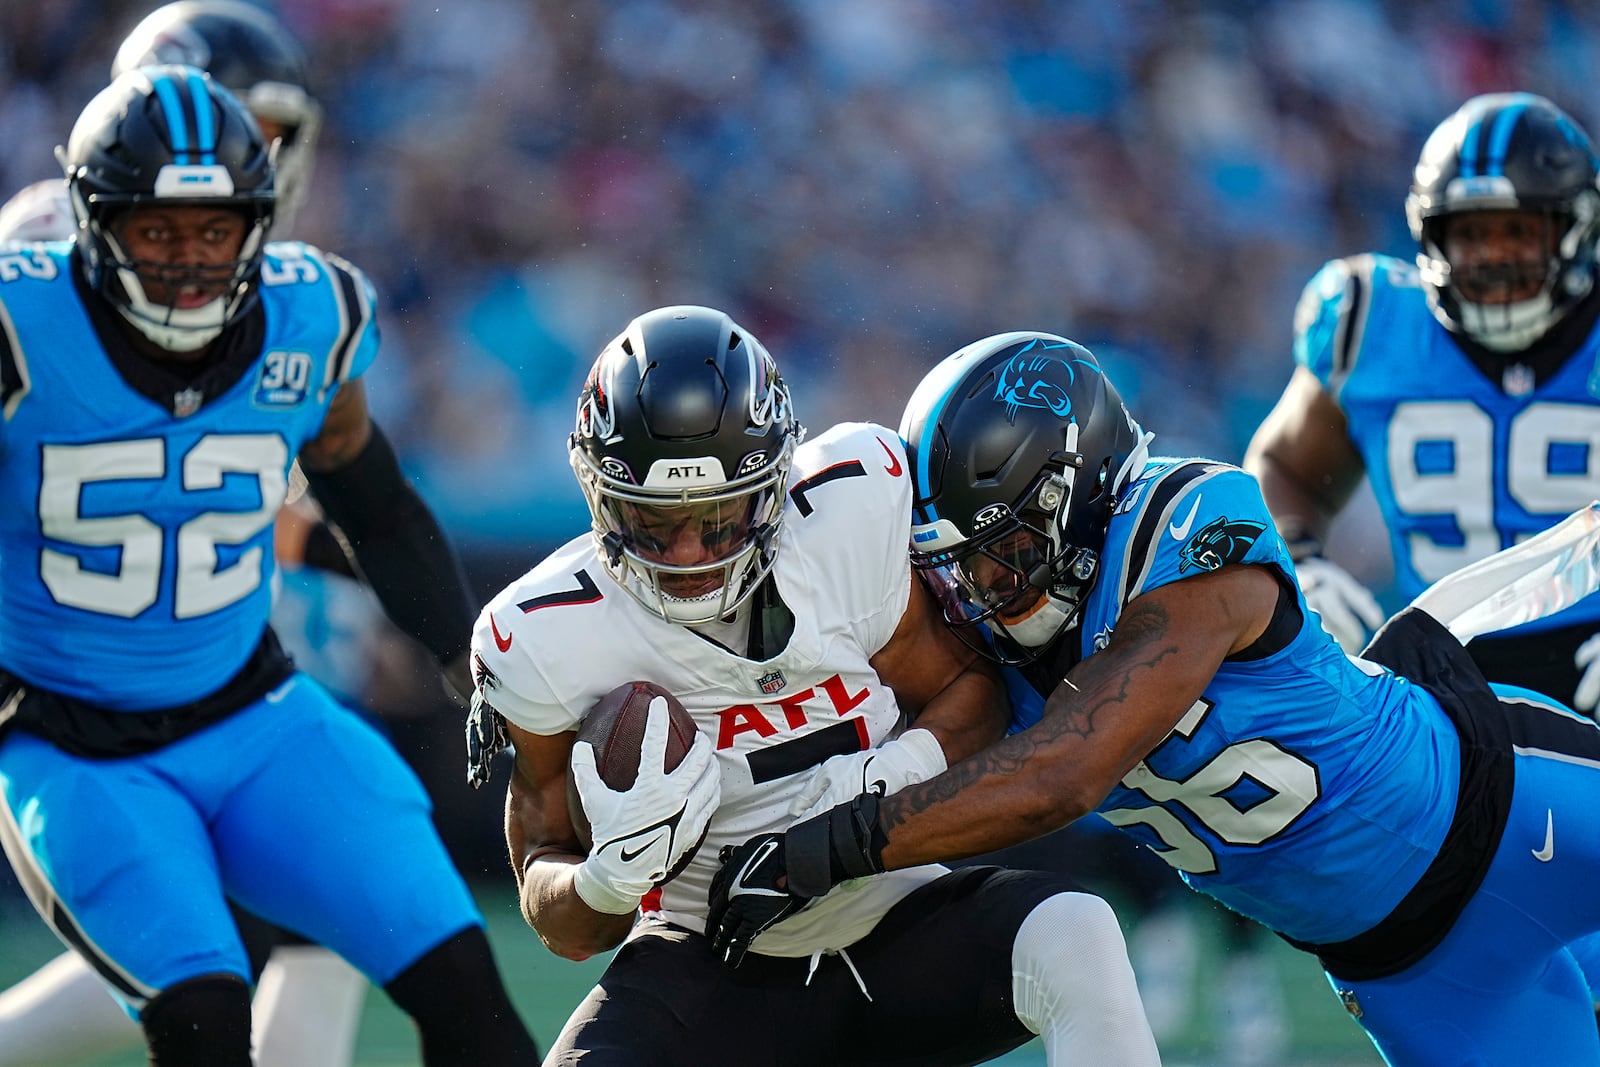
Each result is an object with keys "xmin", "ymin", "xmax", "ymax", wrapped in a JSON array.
[
  {"xmin": 915, "ymin": 523, "xmax": 1052, "ymax": 629},
  {"xmin": 596, "ymin": 494, "xmax": 762, "ymax": 601}
]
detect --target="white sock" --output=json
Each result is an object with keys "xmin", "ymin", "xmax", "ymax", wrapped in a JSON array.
[
  {"xmin": 0, "ymin": 951, "xmax": 141, "ymax": 1065},
  {"xmin": 1011, "ymin": 892, "xmax": 1163, "ymax": 1066},
  {"xmin": 252, "ymin": 945, "xmax": 368, "ymax": 1067}
]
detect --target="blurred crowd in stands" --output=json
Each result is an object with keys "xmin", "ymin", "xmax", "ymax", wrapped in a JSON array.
[{"xmin": 4, "ymin": 0, "xmax": 1597, "ymax": 561}]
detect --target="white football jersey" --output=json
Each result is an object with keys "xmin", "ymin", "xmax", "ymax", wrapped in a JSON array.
[{"xmin": 473, "ymin": 422, "xmax": 948, "ymax": 955}]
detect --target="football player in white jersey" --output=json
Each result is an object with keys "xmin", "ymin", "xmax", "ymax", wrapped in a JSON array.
[{"xmin": 465, "ymin": 305, "xmax": 1160, "ymax": 1065}]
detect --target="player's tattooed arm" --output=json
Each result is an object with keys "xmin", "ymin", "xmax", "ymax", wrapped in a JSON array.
[{"xmin": 870, "ymin": 564, "xmax": 1282, "ymax": 870}]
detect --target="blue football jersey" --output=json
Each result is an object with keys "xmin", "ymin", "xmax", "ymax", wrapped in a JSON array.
[
  {"xmin": 1012, "ymin": 459, "xmax": 1461, "ymax": 945},
  {"xmin": 1297, "ymin": 253, "xmax": 1600, "ymax": 633},
  {"xmin": 0, "ymin": 242, "xmax": 378, "ymax": 709}
]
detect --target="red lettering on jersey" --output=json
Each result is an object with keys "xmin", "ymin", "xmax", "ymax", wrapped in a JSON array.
[
  {"xmin": 877, "ymin": 436, "xmax": 903, "ymax": 477},
  {"xmin": 717, "ymin": 704, "xmax": 778, "ymax": 749},
  {"xmin": 818, "ymin": 673, "xmax": 869, "ymax": 716},
  {"xmin": 713, "ymin": 676, "xmax": 878, "ymax": 750},
  {"xmin": 773, "ymin": 687, "xmax": 816, "ymax": 730}
]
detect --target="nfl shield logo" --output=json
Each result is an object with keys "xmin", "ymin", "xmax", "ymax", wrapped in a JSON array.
[
  {"xmin": 757, "ymin": 669, "xmax": 786, "ymax": 694},
  {"xmin": 1502, "ymin": 363, "xmax": 1535, "ymax": 396},
  {"xmin": 172, "ymin": 388, "xmax": 204, "ymax": 418}
]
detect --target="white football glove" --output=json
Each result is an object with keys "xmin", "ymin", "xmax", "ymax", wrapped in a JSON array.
[
  {"xmin": 569, "ymin": 697, "xmax": 722, "ymax": 915},
  {"xmin": 1295, "ymin": 556, "xmax": 1384, "ymax": 654},
  {"xmin": 1572, "ymin": 634, "xmax": 1600, "ymax": 714},
  {"xmin": 786, "ymin": 727, "xmax": 947, "ymax": 822}
]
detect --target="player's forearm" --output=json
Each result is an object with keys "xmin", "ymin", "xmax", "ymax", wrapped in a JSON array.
[
  {"xmin": 1248, "ymin": 451, "xmax": 1346, "ymax": 550},
  {"xmin": 521, "ymin": 855, "xmax": 635, "ymax": 961}
]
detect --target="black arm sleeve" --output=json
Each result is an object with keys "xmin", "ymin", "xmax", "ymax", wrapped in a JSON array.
[
  {"xmin": 298, "ymin": 518, "xmax": 359, "ymax": 579},
  {"xmin": 301, "ymin": 424, "xmax": 476, "ymax": 666}
]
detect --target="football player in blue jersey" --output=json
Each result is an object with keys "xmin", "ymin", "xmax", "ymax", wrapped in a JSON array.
[
  {"xmin": 709, "ymin": 331, "xmax": 1600, "ymax": 1066},
  {"xmin": 0, "ymin": 66, "xmax": 538, "ymax": 1066},
  {"xmin": 0, "ymin": 7, "xmax": 377, "ymax": 1066},
  {"xmin": 1243, "ymin": 92, "xmax": 1600, "ymax": 708}
]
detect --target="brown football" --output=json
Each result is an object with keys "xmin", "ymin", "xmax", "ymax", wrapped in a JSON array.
[{"xmin": 567, "ymin": 680, "xmax": 702, "ymax": 874}]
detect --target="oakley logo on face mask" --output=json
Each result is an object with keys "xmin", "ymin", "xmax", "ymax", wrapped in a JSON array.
[{"xmin": 973, "ymin": 503, "xmax": 1010, "ymax": 529}]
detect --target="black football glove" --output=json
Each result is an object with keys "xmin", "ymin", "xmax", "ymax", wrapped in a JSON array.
[
  {"xmin": 706, "ymin": 793, "xmax": 888, "ymax": 967},
  {"xmin": 465, "ymin": 687, "xmax": 510, "ymax": 789},
  {"xmin": 706, "ymin": 835, "xmax": 809, "ymax": 966}
]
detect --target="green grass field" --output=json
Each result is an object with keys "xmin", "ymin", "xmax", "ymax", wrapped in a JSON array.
[{"xmin": 0, "ymin": 883, "xmax": 1382, "ymax": 1066}]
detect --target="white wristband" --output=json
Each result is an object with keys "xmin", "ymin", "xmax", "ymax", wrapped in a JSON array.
[
  {"xmin": 571, "ymin": 861, "xmax": 644, "ymax": 916},
  {"xmin": 787, "ymin": 726, "xmax": 949, "ymax": 821}
]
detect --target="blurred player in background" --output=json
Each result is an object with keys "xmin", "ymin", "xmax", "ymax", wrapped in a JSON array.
[
  {"xmin": 1245, "ymin": 92, "xmax": 1600, "ymax": 699},
  {"xmin": 114, "ymin": 0, "xmax": 322, "ymax": 232},
  {"xmin": 0, "ymin": 6, "xmax": 379, "ymax": 1065},
  {"xmin": 1242, "ymin": 93, "xmax": 1600, "ymax": 1034},
  {"xmin": 0, "ymin": 65, "xmax": 536, "ymax": 1065},
  {"xmin": 466, "ymin": 305, "xmax": 1160, "ymax": 1065},
  {"xmin": 710, "ymin": 330, "xmax": 1600, "ymax": 1066}
]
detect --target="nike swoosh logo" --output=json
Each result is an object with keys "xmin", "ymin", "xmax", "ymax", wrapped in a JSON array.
[
  {"xmin": 491, "ymin": 615, "xmax": 513, "ymax": 653},
  {"xmin": 730, "ymin": 838, "xmax": 789, "ymax": 898},
  {"xmin": 878, "ymin": 437, "xmax": 903, "ymax": 478},
  {"xmin": 1533, "ymin": 808, "xmax": 1555, "ymax": 862},
  {"xmin": 1169, "ymin": 494, "xmax": 1202, "ymax": 541},
  {"xmin": 620, "ymin": 837, "xmax": 660, "ymax": 863}
]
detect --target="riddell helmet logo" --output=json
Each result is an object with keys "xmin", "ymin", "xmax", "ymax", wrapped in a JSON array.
[{"xmin": 973, "ymin": 503, "xmax": 1010, "ymax": 529}]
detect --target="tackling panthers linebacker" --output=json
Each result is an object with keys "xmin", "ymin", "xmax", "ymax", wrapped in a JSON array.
[{"xmin": 711, "ymin": 331, "xmax": 1600, "ymax": 1066}]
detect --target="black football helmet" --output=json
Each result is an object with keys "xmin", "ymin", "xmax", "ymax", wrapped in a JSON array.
[
  {"xmin": 1406, "ymin": 92, "xmax": 1600, "ymax": 353},
  {"xmin": 901, "ymin": 332, "xmax": 1148, "ymax": 662},
  {"xmin": 570, "ymin": 306, "xmax": 803, "ymax": 625},
  {"xmin": 112, "ymin": 0, "xmax": 320, "ymax": 230},
  {"xmin": 58, "ymin": 64, "xmax": 275, "ymax": 352}
]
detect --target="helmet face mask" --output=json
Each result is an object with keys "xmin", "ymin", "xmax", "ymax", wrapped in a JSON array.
[
  {"xmin": 1406, "ymin": 92, "xmax": 1600, "ymax": 354},
  {"xmin": 902, "ymin": 332, "xmax": 1148, "ymax": 664},
  {"xmin": 59, "ymin": 65, "xmax": 275, "ymax": 353},
  {"xmin": 570, "ymin": 305, "xmax": 801, "ymax": 626},
  {"xmin": 112, "ymin": 1, "xmax": 321, "ymax": 231},
  {"xmin": 916, "ymin": 501, "xmax": 1096, "ymax": 651}
]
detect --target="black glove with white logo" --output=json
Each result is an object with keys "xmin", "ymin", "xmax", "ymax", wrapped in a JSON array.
[{"xmin": 706, "ymin": 794, "xmax": 887, "ymax": 967}]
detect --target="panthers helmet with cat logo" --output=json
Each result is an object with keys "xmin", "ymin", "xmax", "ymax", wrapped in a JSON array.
[{"xmin": 901, "ymin": 332, "xmax": 1148, "ymax": 660}]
